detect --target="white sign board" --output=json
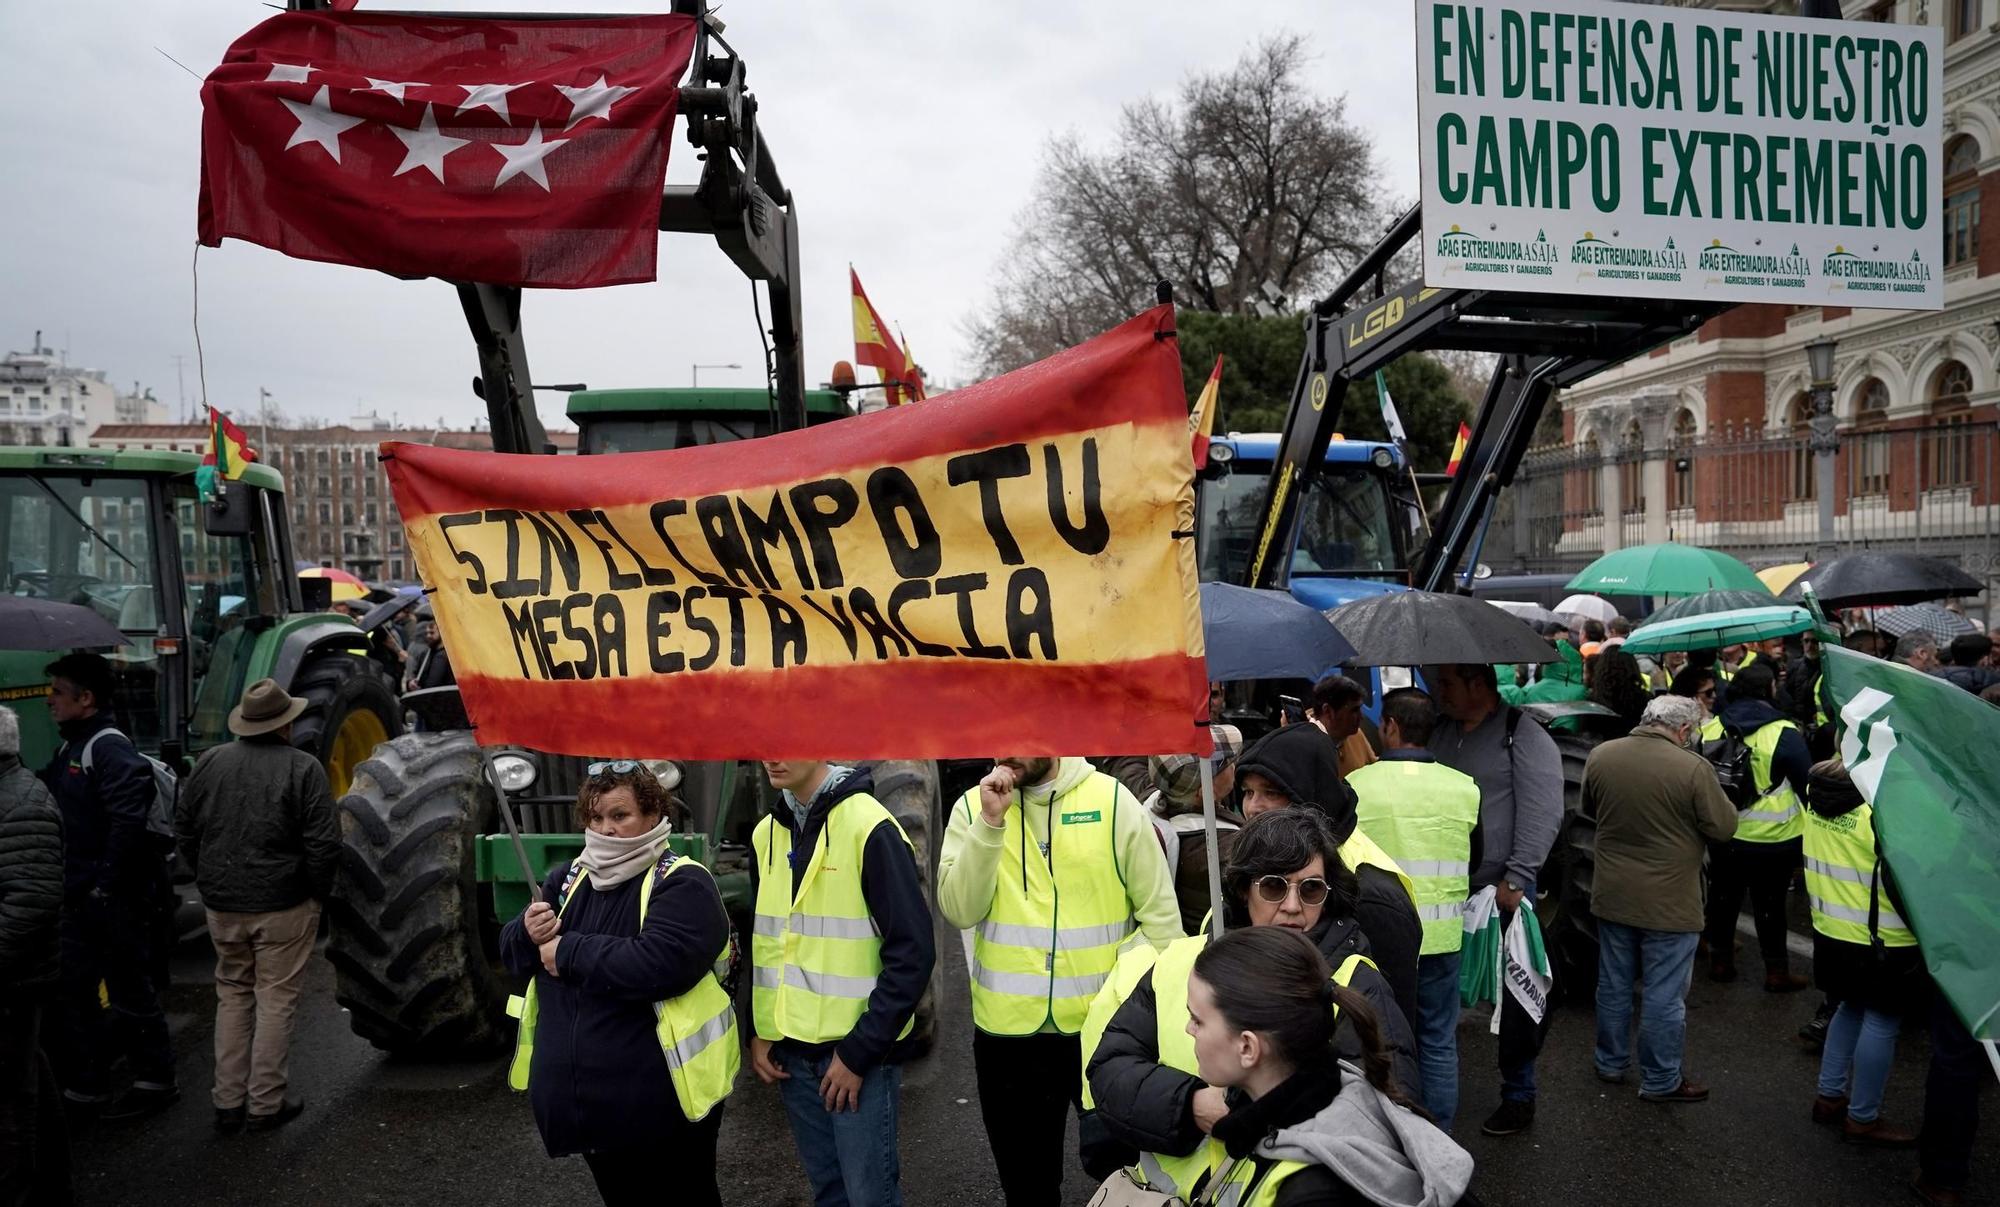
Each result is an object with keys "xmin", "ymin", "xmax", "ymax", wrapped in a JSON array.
[{"xmin": 1416, "ymin": 0, "xmax": 1944, "ymax": 310}]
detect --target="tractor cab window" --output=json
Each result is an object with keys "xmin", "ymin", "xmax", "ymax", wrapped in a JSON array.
[
  {"xmin": 1292, "ymin": 468, "xmax": 1398, "ymax": 575},
  {"xmin": 173, "ymin": 482, "xmax": 278, "ymax": 750},
  {"xmin": 582, "ymin": 415, "xmax": 780, "ymax": 455},
  {"xmin": 1194, "ymin": 464, "xmax": 1265, "ymax": 583},
  {"xmin": 0, "ymin": 473, "xmax": 164, "ymax": 752}
]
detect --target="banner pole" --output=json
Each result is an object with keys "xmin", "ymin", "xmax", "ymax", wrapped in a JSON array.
[{"xmin": 1200, "ymin": 756, "xmax": 1225, "ymax": 940}]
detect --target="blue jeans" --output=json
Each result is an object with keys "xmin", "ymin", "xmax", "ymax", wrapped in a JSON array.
[
  {"xmin": 1415, "ymin": 951, "xmax": 1462, "ymax": 1132},
  {"xmin": 1593, "ymin": 920, "xmax": 1700, "ymax": 1097},
  {"xmin": 1818, "ymin": 1002, "xmax": 1902, "ymax": 1123},
  {"xmin": 777, "ymin": 1050, "xmax": 903, "ymax": 1207}
]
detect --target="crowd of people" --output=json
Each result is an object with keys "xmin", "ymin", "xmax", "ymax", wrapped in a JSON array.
[{"xmin": 1, "ymin": 605, "xmax": 1992, "ymax": 1206}]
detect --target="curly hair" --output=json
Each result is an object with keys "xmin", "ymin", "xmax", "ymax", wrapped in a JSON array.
[
  {"xmin": 574, "ymin": 765, "xmax": 686, "ymax": 831},
  {"xmin": 1222, "ymin": 807, "xmax": 1360, "ymax": 926},
  {"xmin": 1591, "ymin": 648, "xmax": 1651, "ymax": 731}
]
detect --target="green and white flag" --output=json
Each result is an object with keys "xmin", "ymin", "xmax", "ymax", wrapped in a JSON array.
[{"xmin": 1823, "ymin": 644, "xmax": 2000, "ymax": 1040}]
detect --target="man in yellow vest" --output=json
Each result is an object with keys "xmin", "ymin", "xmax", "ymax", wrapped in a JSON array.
[
  {"xmin": 1701, "ymin": 661, "xmax": 1812, "ymax": 991},
  {"xmin": 1234, "ymin": 724, "xmax": 1422, "ymax": 1035},
  {"xmin": 1348, "ymin": 688, "xmax": 1480, "ymax": 1133},
  {"xmin": 937, "ymin": 755, "xmax": 1182, "ymax": 1207},
  {"xmin": 749, "ymin": 761, "xmax": 935, "ymax": 1207}
]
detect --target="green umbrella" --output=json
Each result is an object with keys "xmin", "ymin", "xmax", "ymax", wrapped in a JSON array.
[
  {"xmin": 1642, "ymin": 588, "xmax": 1779, "ymax": 625},
  {"xmin": 1621, "ymin": 604, "xmax": 1829, "ymax": 656},
  {"xmin": 1566, "ymin": 542, "xmax": 1766, "ymax": 597}
]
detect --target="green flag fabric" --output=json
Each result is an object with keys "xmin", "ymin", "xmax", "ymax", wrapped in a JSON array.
[{"xmin": 1822, "ymin": 644, "xmax": 2000, "ymax": 1039}]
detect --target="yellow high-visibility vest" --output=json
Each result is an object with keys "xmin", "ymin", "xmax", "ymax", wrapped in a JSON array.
[
  {"xmin": 1079, "ymin": 934, "xmax": 1374, "ymax": 1199},
  {"xmin": 1350, "ymin": 759, "xmax": 1480, "ymax": 954},
  {"xmin": 967, "ymin": 772, "xmax": 1136, "ymax": 1036},
  {"xmin": 1339, "ymin": 824, "xmax": 1417, "ymax": 906},
  {"xmin": 750, "ymin": 791, "xmax": 916, "ymax": 1045},
  {"xmin": 1736, "ymin": 719, "xmax": 1805, "ymax": 843},
  {"xmin": 1803, "ymin": 802, "xmax": 1916, "ymax": 947},
  {"xmin": 507, "ymin": 855, "xmax": 739, "ymax": 1122}
]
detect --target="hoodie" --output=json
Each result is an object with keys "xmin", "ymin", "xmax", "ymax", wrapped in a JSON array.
[
  {"xmin": 1498, "ymin": 640, "xmax": 1586, "ymax": 707},
  {"xmin": 1208, "ymin": 1057, "xmax": 1475, "ymax": 1207},
  {"xmin": 758, "ymin": 765, "xmax": 937, "ymax": 1073},
  {"xmin": 1233, "ymin": 727, "xmax": 1423, "ymax": 1029},
  {"xmin": 1717, "ymin": 696, "xmax": 1812, "ymax": 800}
]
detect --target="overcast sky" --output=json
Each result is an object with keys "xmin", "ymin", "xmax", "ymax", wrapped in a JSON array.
[{"xmin": 0, "ymin": 2, "xmax": 1420, "ymax": 433}]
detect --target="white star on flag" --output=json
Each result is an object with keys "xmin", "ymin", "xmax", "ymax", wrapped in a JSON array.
[
  {"xmin": 456, "ymin": 82, "xmax": 524, "ymax": 123},
  {"xmin": 265, "ymin": 62, "xmax": 313, "ymax": 84},
  {"xmin": 491, "ymin": 123, "xmax": 567, "ymax": 191},
  {"xmin": 363, "ymin": 78, "xmax": 425, "ymax": 102},
  {"xmin": 555, "ymin": 75, "xmax": 638, "ymax": 130},
  {"xmin": 280, "ymin": 85, "xmax": 366, "ymax": 163},
  {"xmin": 389, "ymin": 104, "xmax": 470, "ymax": 183}
]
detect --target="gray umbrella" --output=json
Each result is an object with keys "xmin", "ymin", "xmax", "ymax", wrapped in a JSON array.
[
  {"xmin": 1874, "ymin": 603, "xmax": 1980, "ymax": 643},
  {"xmin": 1198, "ymin": 582, "xmax": 1356, "ymax": 684},
  {"xmin": 1325, "ymin": 590, "xmax": 1558, "ymax": 667},
  {"xmin": 0, "ymin": 596, "xmax": 131, "ymax": 651}
]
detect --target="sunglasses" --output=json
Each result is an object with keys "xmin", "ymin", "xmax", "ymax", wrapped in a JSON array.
[
  {"xmin": 1253, "ymin": 875, "xmax": 1331, "ymax": 906},
  {"xmin": 586, "ymin": 760, "xmax": 641, "ymax": 778}
]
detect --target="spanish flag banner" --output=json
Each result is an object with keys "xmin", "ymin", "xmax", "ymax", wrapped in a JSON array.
[
  {"xmin": 851, "ymin": 268, "xmax": 915, "ymax": 406},
  {"xmin": 1446, "ymin": 421, "xmax": 1471, "ymax": 477},
  {"xmin": 197, "ymin": 405, "xmax": 257, "ymax": 501},
  {"xmin": 1189, "ymin": 355, "xmax": 1221, "ymax": 469},
  {"xmin": 385, "ymin": 306, "xmax": 1210, "ymax": 760}
]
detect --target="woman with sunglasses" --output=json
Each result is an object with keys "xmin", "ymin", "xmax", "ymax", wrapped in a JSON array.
[
  {"xmin": 1081, "ymin": 808, "xmax": 1418, "ymax": 1201},
  {"xmin": 499, "ymin": 762, "xmax": 737, "ymax": 1207},
  {"xmin": 1181, "ymin": 927, "xmax": 1476, "ymax": 1206}
]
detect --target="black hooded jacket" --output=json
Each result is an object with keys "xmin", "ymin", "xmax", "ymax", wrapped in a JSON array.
[
  {"xmin": 1232, "ymin": 726, "xmax": 1422, "ymax": 1028},
  {"xmin": 757, "ymin": 766, "xmax": 936, "ymax": 1074},
  {"xmin": 1718, "ymin": 696, "xmax": 1813, "ymax": 800},
  {"xmin": 1084, "ymin": 911, "xmax": 1419, "ymax": 1169}
]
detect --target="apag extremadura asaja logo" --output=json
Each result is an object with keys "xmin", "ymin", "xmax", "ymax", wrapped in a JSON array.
[
  {"xmin": 1569, "ymin": 231, "xmax": 1687, "ymax": 284},
  {"xmin": 1822, "ymin": 245, "xmax": 1934, "ymax": 297},
  {"xmin": 1434, "ymin": 224, "xmax": 1559, "ymax": 278},
  {"xmin": 1698, "ymin": 239, "xmax": 1811, "ymax": 289}
]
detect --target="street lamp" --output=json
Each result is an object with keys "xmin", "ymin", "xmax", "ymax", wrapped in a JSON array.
[
  {"xmin": 1805, "ymin": 336, "xmax": 1839, "ymax": 562},
  {"xmin": 691, "ymin": 362, "xmax": 742, "ymax": 387}
]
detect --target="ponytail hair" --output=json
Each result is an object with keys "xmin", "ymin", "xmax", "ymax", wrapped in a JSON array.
[{"xmin": 1192, "ymin": 926, "xmax": 1415, "ymax": 1107}]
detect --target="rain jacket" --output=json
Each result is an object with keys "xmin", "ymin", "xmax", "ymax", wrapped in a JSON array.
[
  {"xmin": 0, "ymin": 754, "xmax": 63, "ymax": 992},
  {"xmin": 1085, "ymin": 911, "xmax": 1420, "ymax": 1168},
  {"xmin": 1498, "ymin": 641, "xmax": 1586, "ymax": 707},
  {"xmin": 175, "ymin": 733, "xmax": 339, "ymax": 914},
  {"xmin": 1232, "ymin": 726, "xmax": 1421, "ymax": 1031},
  {"xmin": 41, "ymin": 713, "xmax": 158, "ymax": 899},
  {"xmin": 1716, "ymin": 696, "xmax": 1812, "ymax": 801},
  {"xmin": 1205, "ymin": 1055, "xmax": 1477, "ymax": 1207}
]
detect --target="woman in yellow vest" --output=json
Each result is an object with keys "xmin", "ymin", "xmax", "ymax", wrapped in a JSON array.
[
  {"xmin": 500, "ymin": 763, "xmax": 737, "ymax": 1207},
  {"xmin": 1181, "ymin": 926, "xmax": 1475, "ymax": 1206},
  {"xmin": 1082, "ymin": 808, "xmax": 1419, "ymax": 1201},
  {"xmin": 1802, "ymin": 759, "xmax": 1929, "ymax": 1148},
  {"xmin": 1702, "ymin": 660, "xmax": 1813, "ymax": 991}
]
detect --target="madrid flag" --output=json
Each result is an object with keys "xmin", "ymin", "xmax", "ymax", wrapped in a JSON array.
[
  {"xmin": 198, "ymin": 10, "xmax": 697, "ymax": 288},
  {"xmin": 385, "ymin": 307, "xmax": 1210, "ymax": 760}
]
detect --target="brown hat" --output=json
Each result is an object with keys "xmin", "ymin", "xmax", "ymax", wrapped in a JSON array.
[{"xmin": 228, "ymin": 678, "xmax": 309, "ymax": 737}]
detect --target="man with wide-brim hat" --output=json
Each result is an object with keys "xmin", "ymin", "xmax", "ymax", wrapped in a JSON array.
[
  {"xmin": 227, "ymin": 679, "xmax": 308, "ymax": 738},
  {"xmin": 175, "ymin": 678, "xmax": 336, "ymax": 1133}
]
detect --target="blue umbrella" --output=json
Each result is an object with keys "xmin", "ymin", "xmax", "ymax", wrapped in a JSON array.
[{"xmin": 1199, "ymin": 582, "xmax": 1356, "ymax": 684}]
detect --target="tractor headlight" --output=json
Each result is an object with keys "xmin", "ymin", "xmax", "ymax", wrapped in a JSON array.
[
  {"xmin": 1370, "ymin": 447, "xmax": 1395, "ymax": 470},
  {"xmin": 491, "ymin": 753, "xmax": 538, "ymax": 793},
  {"xmin": 1208, "ymin": 442, "xmax": 1235, "ymax": 465}
]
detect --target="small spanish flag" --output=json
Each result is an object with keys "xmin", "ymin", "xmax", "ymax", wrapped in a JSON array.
[
  {"xmin": 197, "ymin": 405, "xmax": 257, "ymax": 500},
  {"xmin": 851, "ymin": 268, "xmax": 915, "ymax": 406},
  {"xmin": 1189, "ymin": 355, "xmax": 1222, "ymax": 468},
  {"xmin": 1446, "ymin": 421, "xmax": 1471, "ymax": 477}
]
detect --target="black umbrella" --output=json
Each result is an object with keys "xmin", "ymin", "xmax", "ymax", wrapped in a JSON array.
[
  {"xmin": 1325, "ymin": 590, "xmax": 1558, "ymax": 667},
  {"xmin": 0, "ymin": 596, "xmax": 131, "ymax": 651},
  {"xmin": 1198, "ymin": 582, "xmax": 1356, "ymax": 683},
  {"xmin": 1640, "ymin": 589, "xmax": 1778, "ymax": 627},
  {"xmin": 1781, "ymin": 552, "xmax": 1983, "ymax": 608}
]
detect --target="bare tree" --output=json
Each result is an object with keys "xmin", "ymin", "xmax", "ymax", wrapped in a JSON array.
[{"xmin": 965, "ymin": 35, "xmax": 1387, "ymax": 374}]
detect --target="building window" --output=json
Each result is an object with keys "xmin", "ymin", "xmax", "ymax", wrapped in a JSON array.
[
  {"xmin": 1850, "ymin": 377, "xmax": 1892, "ymax": 495},
  {"xmin": 317, "ymin": 502, "xmax": 331, "ymax": 524},
  {"xmin": 1928, "ymin": 360, "xmax": 1975, "ymax": 488},
  {"xmin": 1953, "ymin": 0, "xmax": 1982, "ymax": 40},
  {"xmin": 1945, "ymin": 136, "xmax": 1981, "ymax": 268},
  {"xmin": 1863, "ymin": 0, "xmax": 1894, "ymax": 18},
  {"xmin": 342, "ymin": 505, "xmax": 355, "ymax": 526},
  {"xmin": 340, "ymin": 449, "xmax": 353, "ymax": 465},
  {"xmin": 1787, "ymin": 394, "xmax": 1817, "ymax": 502},
  {"xmin": 1667, "ymin": 409, "xmax": 1696, "ymax": 510},
  {"xmin": 340, "ymin": 476, "xmax": 354, "ymax": 495},
  {"xmin": 390, "ymin": 558, "xmax": 404, "ymax": 580},
  {"xmin": 1618, "ymin": 421, "xmax": 1645, "ymax": 516}
]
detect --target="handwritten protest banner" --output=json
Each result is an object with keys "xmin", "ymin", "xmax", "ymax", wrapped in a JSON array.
[{"xmin": 385, "ymin": 306, "xmax": 1211, "ymax": 760}]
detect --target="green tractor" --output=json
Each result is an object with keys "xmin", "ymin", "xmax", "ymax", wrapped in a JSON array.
[
  {"xmin": 0, "ymin": 446, "xmax": 403, "ymax": 817},
  {"xmin": 328, "ymin": 386, "xmax": 950, "ymax": 1056}
]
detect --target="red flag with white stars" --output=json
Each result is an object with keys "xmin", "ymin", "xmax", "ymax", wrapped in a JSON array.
[{"xmin": 198, "ymin": 11, "xmax": 697, "ymax": 289}]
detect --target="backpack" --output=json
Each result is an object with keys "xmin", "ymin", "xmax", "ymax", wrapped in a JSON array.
[
  {"xmin": 1698, "ymin": 725, "xmax": 1759, "ymax": 809},
  {"xmin": 78, "ymin": 727, "xmax": 178, "ymax": 842}
]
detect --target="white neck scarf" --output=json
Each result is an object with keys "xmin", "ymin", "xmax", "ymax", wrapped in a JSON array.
[{"xmin": 581, "ymin": 816, "xmax": 673, "ymax": 888}]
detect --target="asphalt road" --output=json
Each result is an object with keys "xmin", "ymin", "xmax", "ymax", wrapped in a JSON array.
[{"xmin": 70, "ymin": 920, "xmax": 1995, "ymax": 1207}]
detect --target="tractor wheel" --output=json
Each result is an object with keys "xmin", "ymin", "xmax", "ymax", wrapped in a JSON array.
[
  {"xmin": 288, "ymin": 652, "xmax": 400, "ymax": 798},
  {"xmin": 326, "ymin": 731, "xmax": 510, "ymax": 1056},
  {"xmin": 1536, "ymin": 731, "xmax": 1601, "ymax": 999},
  {"xmin": 867, "ymin": 759, "xmax": 944, "ymax": 1057}
]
